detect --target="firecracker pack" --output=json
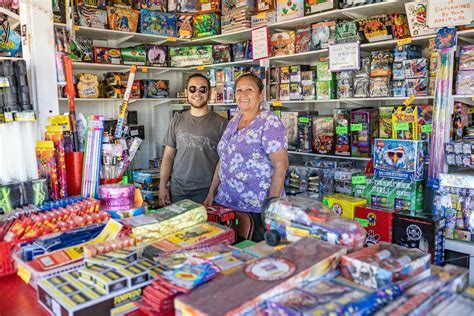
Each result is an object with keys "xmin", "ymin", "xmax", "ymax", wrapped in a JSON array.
[
  {"xmin": 378, "ymin": 106, "xmax": 393, "ymax": 139},
  {"xmin": 276, "ymin": 0, "xmax": 304, "ymax": 22},
  {"xmin": 145, "ymin": 45, "xmax": 168, "ymax": 67},
  {"xmin": 93, "ymin": 47, "xmax": 121, "ymax": 64},
  {"xmin": 312, "ymin": 116, "xmax": 334, "ymax": 154},
  {"xmin": 373, "ymin": 139, "xmax": 425, "ymax": 182},
  {"xmin": 393, "ymin": 211, "xmax": 445, "ymax": 265},
  {"xmin": 391, "ymin": 80, "xmax": 407, "ymax": 97},
  {"xmin": 295, "ymin": 27, "xmax": 311, "ymax": 53},
  {"xmin": 370, "ymin": 50, "xmax": 393, "ymax": 77},
  {"xmin": 352, "ymin": 176, "xmax": 424, "ymax": 212},
  {"xmin": 350, "ymin": 109, "xmax": 378, "ymax": 158},
  {"xmin": 334, "ymin": 108, "xmax": 351, "ymax": 156},
  {"xmin": 168, "ymin": 45, "xmax": 213, "ymax": 67},
  {"xmin": 193, "ymin": 12, "xmax": 221, "ymax": 38},
  {"xmin": 316, "ymin": 80, "xmax": 336, "ymax": 100},
  {"xmin": 76, "ymin": 6, "xmax": 107, "ymax": 29},
  {"xmin": 354, "ymin": 206, "xmax": 400, "ymax": 246},
  {"xmin": 311, "ymin": 20, "xmax": 336, "ymax": 50},
  {"xmin": 341, "ymin": 242, "xmax": 431, "ymax": 289},
  {"xmin": 394, "ymin": 44, "xmax": 422, "ymax": 62},
  {"xmin": 369, "ymin": 77, "xmax": 391, "ymax": 97},
  {"xmin": 356, "ymin": 15, "xmax": 394, "ymax": 43},
  {"xmin": 323, "ymin": 193, "xmax": 367, "ymax": 219},
  {"xmin": 106, "ymin": 6, "xmax": 139, "ymax": 32},
  {"xmin": 304, "ymin": 0, "xmax": 337, "ymax": 15},
  {"xmin": 297, "ymin": 112, "xmax": 318, "ymax": 152},
  {"xmin": 206, "ymin": 205, "xmax": 237, "ymax": 236},
  {"xmin": 285, "ymin": 165, "xmax": 323, "ymax": 199},
  {"xmin": 120, "ymin": 45, "xmax": 146, "ymax": 65},
  {"xmin": 212, "ymin": 44, "xmax": 232, "ymax": 63},
  {"xmin": 334, "ymin": 168, "xmax": 364, "ymax": 195},
  {"xmin": 336, "ymin": 20, "xmax": 360, "ymax": 43}
]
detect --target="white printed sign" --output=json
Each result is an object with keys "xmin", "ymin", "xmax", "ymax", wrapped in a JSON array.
[{"xmin": 251, "ymin": 26, "xmax": 270, "ymax": 60}]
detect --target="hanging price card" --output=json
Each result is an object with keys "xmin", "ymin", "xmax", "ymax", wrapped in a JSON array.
[
  {"xmin": 355, "ymin": 218, "xmax": 369, "ymax": 227},
  {"xmin": 167, "ymin": 36, "xmax": 177, "ymax": 42},
  {"xmin": 299, "ymin": 117, "xmax": 310, "ymax": 123},
  {"xmin": 421, "ymin": 124, "xmax": 433, "ymax": 133},
  {"xmin": 397, "ymin": 37, "xmax": 412, "ymax": 47},
  {"xmin": 251, "ymin": 26, "xmax": 270, "ymax": 60},
  {"xmin": 336, "ymin": 126, "xmax": 348, "ymax": 134},
  {"xmin": 197, "ymin": 66, "xmax": 205, "ymax": 71},
  {"xmin": 324, "ymin": 118, "xmax": 333, "ymax": 123},
  {"xmin": 272, "ymin": 100, "xmax": 282, "ymax": 107},
  {"xmin": 141, "ymin": 67, "xmax": 148, "ymax": 73},
  {"xmin": 395, "ymin": 122, "xmax": 410, "ymax": 131},
  {"xmin": 352, "ymin": 175, "xmax": 367, "ymax": 184},
  {"xmin": 403, "ymin": 95, "xmax": 416, "ymax": 106},
  {"xmin": 329, "ymin": 42, "xmax": 361, "ymax": 72},
  {"xmin": 351, "ymin": 124, "xmax": 363, "ymax": 131}
]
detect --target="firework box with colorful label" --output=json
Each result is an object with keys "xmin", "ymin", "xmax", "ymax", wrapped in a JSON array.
[
  {"xmin": 312, "ymin": 116, "xmax": 334, "ymax": 154},
  {"xmin": 271, "ymin": 32, "xmax": 296, "ymax": 56},
  {"xmin": 315, "ymin": 61, "xmax": 335, "ymax": 81},
  {"xmin": 285, "ymin": 166, "xmax": 323, "ymax": 199},
  {"xmin": 323, "ymin": 194, "xmax": 366, "ymax": 220},
  {"xmin": 391, "ymin": 80, "xmax": 407, "ymax": 97},
  {"xmin": 356, "ymin": 15, "xmax": 394, "ymax": 43},
  {"xmin": 403, "ymin": 58, "xmax": 428, "ymax": 78},
  {"xmin": 379, "ymin": 107, "xmax": 393, "ymax": 139},
  {"xmin": 106, "ymin": 6, "xmax": 139, "ymax": 32},
  {"xmin": 334, "ymin": 168, "xmax": 364, "ymax": 195},
  {"xmin": 304, "ymin": 0, "xmax": 337, "ymax": 16},
  {"xmin": 206, "ymin": 205, "xmax": 237, "ymax": 234},
  {"xmin": 262, "ymin": 197, "xmax": 366, "ymax": 251},
  {"xmin": 373, "ymin": 139, "xmax": 425, "ymax": 181},
  {"xmin": 341, "ymin": 242, "xmax": 431, "ymax": 289},
  {"xmin": 290, "ymin": 83, "xmax": 302, "ymax": 100},
  {"xmin": 392, "ymin": 62, "xmax": 405, "ymax": 80},
  {"xmin": 169, "ymin": 46, "xmax": 213, "ymax": 67},
  {"xmin": 336, "ymin": 20, "xmax": 360, "ymax": 43},
  {"xmin": 175, "ymin": 238, "xmax": 346, "ymax": 315},
  {"xmin": 76, "ymin": 6, "xmax": 107, "ymax": 29},
  {"xmin": 350, "ymin": 109, "xmax": 378, "ymax": 158},
  {"xmin": 93, "ymin": 47, "xmax": 121, "ymax": 64},
  {"xmin": 392, "ymin": 105, "xmax": 432, "ymax": 156},
  {"xmin": 393, "ymin": 211, "xmax": 445, "ymax": 265},
  {"xmin": 121, "ymin": 45, "xmax": 146, "ymax": 65},
  {"xmin": 193, "ymin": 12, "xmax": 221, "ymax": 38},
  {"xmin": 352, "ymin": 176, "xmax": 424, "ymax": 212},
  {"xmin": 311, "ymin": 20, "xmax": 336, "ymax": 50},
  {"xmin": 141, "ymin": 80, "xmax": 170, "ymax": 98},
  {"xmin": 355, "ymin": 206, "xmax": 400, "ymax": 246},
  {"xmin": 393, "ymin": 44, "xmax": 422, "ymax": 62},
  {"xmin": 334, "ymin": 108, "xmax": 351, "ymax": 156},
  {"xmin": 297, "ymin": 112, "xmax": 318, "ymax": 152},
  {"xmin": 139, "ymin": 10, "xmax": 177, "ymax": 37},
  {"xmin": 281, "ymin": 112, "xmax": 298, "ymax": 150},
  {"xmin": 145, "ymin": 45, "xmax": 168, "ymax": 67},
  {"xmin": 295, "ymin": 27, "xmax": 311, "ymax": 53},
  {"xmin": 316, "ymin": 80, "xmax": 336, "ymax": 100},
  {"xmin": 277, "ymin": 0, "xmax": 304, "ymax": 22}
]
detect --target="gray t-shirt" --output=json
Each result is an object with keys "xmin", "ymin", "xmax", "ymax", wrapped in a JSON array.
[{"xmin": 163, "ymin": 110, "xmax": 227, "ymax": 196}]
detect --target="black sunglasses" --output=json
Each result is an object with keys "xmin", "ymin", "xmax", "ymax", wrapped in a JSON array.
[{"xmin": 188, "ymin": 86, "xmax": 208, "ymax": 94}]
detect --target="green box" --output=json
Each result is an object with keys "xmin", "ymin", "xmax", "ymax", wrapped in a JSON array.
[
  {"xmin": 315, "ymin": 61, "xmax": 336, "ymax": 82},
  {"xmin": 352, "ymin": 176, "xmax": 424, "ymax": 212},
  {"xmin": 316, "ymin": 80, "xmax": 336, "ymax": 100},
  {"xmin": 379, "ymin": 107, "xmax": 394, "ymax": 139},
  {"xmin": 121, "ymin": 44, "xmax": 146, "ymax": 65}
]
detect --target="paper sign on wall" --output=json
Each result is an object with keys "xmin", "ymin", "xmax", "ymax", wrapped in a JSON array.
[
  {"xmin": 329, "ymin": 42, "xmax": 361, "ymax": 72},
  {"xmin": 252, "ymin": 26, "xmax": 270, "ymax": 60},
  {"xmin": 428, "ymin": 0, "xmax": 474, "ymax": 28}
]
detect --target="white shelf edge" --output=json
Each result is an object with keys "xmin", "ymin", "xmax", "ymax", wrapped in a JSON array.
[
  {"xmin": 58, "ymin": 98, "xmax": 185, "ymax": 102},
  {"xmin": 71, "ymin": 61, "xmax": 189, "ymax": 71},
  {"xmin": 270, "ymin": 96, "xmax": 434, "ymax": 104},
  {"xmin": 288, "ymin": 150, "xmax": 371, "ymax": 161},
  {"xmin": 194, "ymin": 60, "xmax": 257, "ymax": 69}
]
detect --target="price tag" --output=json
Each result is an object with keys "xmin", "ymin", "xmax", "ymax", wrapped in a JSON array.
[
  {"xmin": 403, "ymin": 95, "xmax": 416, "ymax": 106},
  {"xmin": 197, "ymin": 66, "xmax": 205, "ymax": 71},
  {"xmin": 336, "ymin": 126, "xmax": 348, "ymax": 134},
  {"xmin": 397, "ymin": 37, "xmax": 412, "ymax": 47},
  {"xmin": 324, "ymin": 118, "xmax": 333, "ymax": 123},
  {"xmin": 351, "ymin": 123, "xmax": 363, "ymax": 132},
  {"xmin": 273, "ymin": 110, "xmax": 281, "ymax": 116},
  {"xmin": 395, "ymin": 122, "xmax": 410, "ymax": 131},
  {"xmin": 299, "ymin": 117, "xmax": 310, "ymax": 123},
  {"xmin": 167, "ymin": 36, "xmax": 177, "ymax": 42},
  {"xmin": 73, "ymin": 25, "xmax": 80, "ymax": 31},
  {"xmin": 355, "ymin": 218, "xmax": 369, "ymax": 228},
  {"xmin": 272, "ymin": 100, "xmax": 282, "ymax": 107},
  {"xmin": 141, "ymin": 67, "xmax": 148, "ymax": 73},
  {"xmin": 17, "ymin": 263, "xmax": 31, "ymax": 284},
  {"xmin": 421, "ymin": 124, "xmax": 433, "ymax": 133},
  {"xmin": 469, "ymin": 106, "xmax": 474, "ymax": 114},
  {"xmin": 352, "ymin": 175, "xmax": 367, "ymax": 185}
]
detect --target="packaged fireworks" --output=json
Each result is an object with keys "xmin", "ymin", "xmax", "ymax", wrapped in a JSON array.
[
  {"xmin": 337, "ymin": 78, "xmax": 354, "ymax": 99},
  {"xmin": 351, "ymin": 109, "xmax": 379, "ymax": 158},
  {"xmin": 316, "ymin": 81, "xmax": 336, "ymax": 100},
  {"xmin": 271, "ymin": 32, "xmax": 296, "ymax": 56},
  {"xmin": 391, "ymin": 80, "xmax": 407, "ymax": 97},
  {"xmin": 312, "ymin": 116, "xmax": 334, "ymax": 155},
  {"xmin": 369, "ymin": 77, "xmax": 391, "ymax": 97},
  {"xmin": 459, "ymin": 45, "xmax": 474, "ymax": 71},
  {"xmin": 336, "ymin": 20, "xmax": 360, "ymax": 43},
  {"xmin": 394, "ymin": 44, "xmax": 422, "ymax": 62},
  {"xmin": 334, "ymin": 108, "xmax": 351, "ymax": 156},
  {"xmin": 357, "ymin": 15, "xmax": 394, "ymax": 43},
  {"xmin": 379, "ymin": 107, "xmax": 394, "ymax": 139},
  {"xmin": 281, "ymin": 112, "xmax": 299, "ymax": 150},
  {"xmin": 354, "ymin": 77, "xmax": 370, "ymax": 98},
  {"xmin": 107, "ymin": 6, "xmax": 139, "ymax": 32},
  {"xmin": 311, "ymin": 21, "xmax": 336, "ymax": 50},
  {"xmin": 295, "ymin": 27, "xmax": 311, "ymax": 53},
  {"xmin": 406, "ymin": 78, "xmax": 429, "ymax": 96},
  {"xmin": 403, "ymin": 58, "xmax": 428, "ymax": 79},
  {"xmin": 370, "ymin": 50, "xmax": 393, "ymax": 77}
]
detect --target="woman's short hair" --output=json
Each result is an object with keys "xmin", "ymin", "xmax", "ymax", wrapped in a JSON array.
[
  {"xmin": 186, "ymin": 73, "xmax": 211, "ymax": 89},
  {"xmin": 235, "ymin": 73, "xmax": 264, "ymax": 92}
]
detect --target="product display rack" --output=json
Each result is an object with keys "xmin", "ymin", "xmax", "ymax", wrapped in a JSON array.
[{"xmin": 288, "ymin": 150, "xmax": 371, "ymax": 161}]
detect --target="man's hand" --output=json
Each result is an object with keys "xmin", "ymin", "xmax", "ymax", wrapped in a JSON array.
[{"xmin": 159, "ymin": 187, "xmax": 171, "ymax": 206}]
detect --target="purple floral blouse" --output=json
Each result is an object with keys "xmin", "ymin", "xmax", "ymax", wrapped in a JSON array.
[{"xmin": 215, "ymin": 110, "xmax": 287, "ymax": 213}]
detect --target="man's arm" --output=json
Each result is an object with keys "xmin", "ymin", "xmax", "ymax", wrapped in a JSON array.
[
  {"xmin": 268, "ymin": 149, "xmax": 289, "ymax": 199},
  {"xmin": 159, "ymin": 146, "xmax": 177, "ymax": 206},
  {"xmin": 204, "ymin": 161, "xmax": 221, "ymax": 206}
]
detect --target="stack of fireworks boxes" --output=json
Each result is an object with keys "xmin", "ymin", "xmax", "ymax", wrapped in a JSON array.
[
  {"xmin": 37, "ymin": 248, "xmax": 160, "ymax": 315},
  {"xmin": 132, "ymin": 169, "xmax": 160, "ymax": 210},
  {"xmin": 315, "ymin": 60, "xmax": 336, "ymax": 100},
  {"xmin": 269, "ymin": 66, "xmax": 315, "ymax": 101},
  {"xmin": 391, "ymin": 44, "xmax": 424, "ymax": 97}
]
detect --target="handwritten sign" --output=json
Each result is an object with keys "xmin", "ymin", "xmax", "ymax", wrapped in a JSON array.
[
  {"xmin": 329, "ymin": 42, "xmax": 360, "ymax": 72},
  {"xmin": 428, "ymin": 0, "xmax": 473, "ymax": 28},
  {"xmin": 251, "ymin": 26, "xmax": 270, "ymax": 60}
]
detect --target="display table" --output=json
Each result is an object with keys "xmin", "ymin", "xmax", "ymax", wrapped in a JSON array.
[{"xmin": 0, "ymin": 275, "xmax": 146, "ymax": 316}]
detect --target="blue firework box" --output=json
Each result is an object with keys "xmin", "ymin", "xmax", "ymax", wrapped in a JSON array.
[
  {"xmin": 373, "ymin": 139, "xmax": 425, "ymax": 181},
  {"xmin": 140, "ymin": 10, "xmax": 177, "ymax": 37}
]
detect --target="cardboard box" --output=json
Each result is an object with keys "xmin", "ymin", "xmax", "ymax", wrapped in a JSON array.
[
  {"xmin": 393, "ymin": 212, "xmax": 445, "ymax": 265},
  {"xmin": 304, "ymin": 0, "xmax": 337, "ymax": 16},
  {"xmin": 323, "ymin": 193, "xmax": 366, "ymax": 219},
  {"xmin": 312, "ymin": 116, "xmax": 334, "ymax": 154},
  {"xmin": 352, "ymin": 176, "xmax": 424, "ymax": 212},
  {"xmin": 354, "ymin": 206, "xmax": 399, "ymax": 246},
  {"xmin": 350, "ymin": 109, "xmax": 378, "ymax": 158},
  {"xmin": 373, "ymin": 139, "xmax": 425, "ymax": 181},
  {"xmin": 379, "ymin": 107, "xmax": 394, "ymax": 139},
  {"xmin": 334, "ymin": 108, "xmax": 351, "ymax": 156}
]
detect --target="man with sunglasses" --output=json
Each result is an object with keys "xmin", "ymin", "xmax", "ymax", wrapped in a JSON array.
[{"xmin": 159, "ymin": 73, "xmax": 227, "ymax": 205}]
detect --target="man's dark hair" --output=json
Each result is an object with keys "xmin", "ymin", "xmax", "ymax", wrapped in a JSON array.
[
  {"xmin": 235, "ymin": 73, "xmax": 264, "ymax": 92},
  {"xmin": 186, "ymin": 73, "xmax": 211, "ymax": 90}
]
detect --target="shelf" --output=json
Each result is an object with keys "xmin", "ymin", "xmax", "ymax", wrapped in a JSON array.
[
  {"xmin": 288, "ymin": 150, "xmax": 371, "ymax": 161},
  {"xmin": 0, "ymin": 56, "xmax": 22, "ymax": 61},
  {"xmin": 453, "ymin": 95, "xmax": 474, "ymax": 106},
  {"xmin": 54, "ymin": 24, "xmax": 190, "ymax": 46},
  {"xmin": 58, "ymin": 98, "xmax": 185, "ymax": 104},
  {"xmin": 71, "ymin": 61, "xmax": 188, "ymax": 72},
  {"xmin": 269, "ymin": 0, "xmax": 409, "ymax": 31},
  {"xmin": 193, "ymin": 59, "xmax": 259, "ymax": 69},
  {"xmin": 270, "ymin": 96, "xmax": 434, "ymax": 104},
  {"xmin": 0, "ymin": 7, "xmax": 20, "ymax": 29},
  {"xmin": 190, "ymin": 29, "xmax": 252, "ymax": 45}
]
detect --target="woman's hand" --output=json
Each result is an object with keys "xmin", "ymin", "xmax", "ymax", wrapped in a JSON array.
[{"xmin": 203, "ymin": 194, "xmax": 214, "ymax": 206}]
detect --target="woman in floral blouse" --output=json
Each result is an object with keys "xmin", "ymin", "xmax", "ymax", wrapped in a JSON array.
[{"xmin": 204, "ymin": 73, "xmax": 289, "ymax": 241}]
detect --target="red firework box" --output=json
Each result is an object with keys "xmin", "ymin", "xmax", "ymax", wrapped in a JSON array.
[
  {"xmin": 354, "ymin": 206, "xmax": 401, "ymax": 247},
  {"xmin": 206, "ymin": 205, "xmax": 237, "ymax": 236}
]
